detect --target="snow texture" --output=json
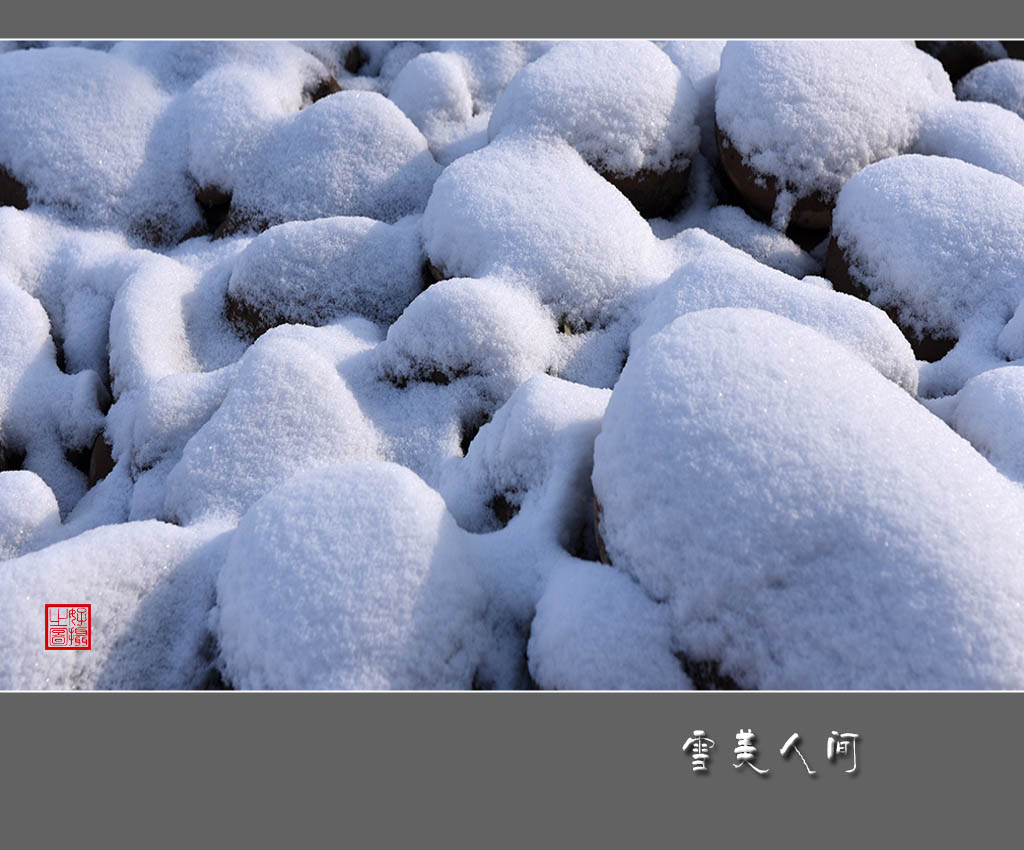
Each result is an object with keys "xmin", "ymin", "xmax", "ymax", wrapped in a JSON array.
[
  {"xmin": 214, "ymin": 462, "xmax": 490, "ymax": 689},
  {"xmin": 490, "ymin": 40, "xmax": 700, "ymax": 178},
  {"xmin": 832, "ymin": 154, "xmax": 1024, "ymax": 396},
  {"xmin": 226, "ymin": 214, "xmax": 427, "ymax": 332},
  {"xmin": 715, "ymin": 41, "xmax": 953, "ymax": 206},
  {"xmin": 913, "ymin": 100, "xmax": 1024, "ymax": 184},
  {"xmin": 593, "ymin": 308, "xmax": 1024, "ymax": 689},
  {"xmin": 956, "ymin": 58, "xmax": 1024, "ymax": 119},
  {"xmin": 0, "ymin": 519, "xmax": 231, "ymax": 689}
]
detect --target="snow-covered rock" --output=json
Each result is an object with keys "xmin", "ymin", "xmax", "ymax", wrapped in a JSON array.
[
  {"xmin": 829, "ymin": 154, "xmax": 1024, "ymax": 396},
  {"xmin": 214, "ymin": 462, "xmax": 490, "ymax": 689},
  {"xmin": 592, "ymin": 307, "xmax": 1024, "ymax": 689}
]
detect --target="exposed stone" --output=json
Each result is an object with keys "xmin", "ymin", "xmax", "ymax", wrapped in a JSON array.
[
  {"xmin": 598, "ymin": 159, "xmax": 691, "ymax": 219},
  {"xmin": 824, "ymin": 236, "xmax": 956, "ymax": 362},
  {"xmin": 716, "ymin": 122, "xmax": 832, "ymax": 238},
  {"xmin": 0, "ymin": 165, "xmax": 29, "ymax": 210},
  {"xmin": 917, "ymin": 40, "xmax": 1005, "ymax": 84}
]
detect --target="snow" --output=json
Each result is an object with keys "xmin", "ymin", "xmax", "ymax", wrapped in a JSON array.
[
  {"xmin": 715, "ymin": 41, "xmax": 953, "ymax": 217},
  {"xmin": 956, "ymin": 58, "xmax": 1024, "ymax": 119},
  {"xmin": 633, "ymin": 230, "xmax": 919, "ymax": 394},
  {"xmin": 164, "ymin": 320, "xmax": 386, "ymax": 524},
  {"xmin": 698, "ymin": 205, "xmax": 821, "ymax": 277},
  {"xmin": 0, "ymin": 471, "xmax": 61, "ymax": 560},
  {"xmin": 225, "ymin": 91, "xmax": 441, "ymax": 231},
  {"xmin": 913, "ymin": 100, "xmax": 1024, "ymax": 184},
  {"xmin": 378, "ymin": 277, "xmax": 557, "ymax": 402},
  {"xmin": 226, "ymin": 214, "xmax": 426, "ymax": 334},
  {"xmin": 0, "ymin": 47, "xmax": 201, "ymax": 244},
  {"xmin": 592, "ymin": 308, "xmax": 1024, "ymax": 689},
  {"xmin": 0, "ymin": 274, "xmax": 108, "ymax": 515},
  {"xmin": 831, "ymin": 154, "xmax": 1024, "ymax": 396},
  {"xmin": 490, "ymin": 40, "xmax": 700, "ymax": 180},
  {"xmin": 421, "ymin": 136, "xmax": 678, "ymax": 329},
  {"xmin": 528, "ymin": 562, "xmax": 692, "ymax": 690},
  {"xmin": 214, "ymin": 462, "xmax": 490, "ymax": 690},
  {"xmin": 940, "ymin": 366, "xmax": 1024, "ymax": 485},
  {"xmin": 0, "ymin": 518, "xmax": 231, "ymax": 689}
]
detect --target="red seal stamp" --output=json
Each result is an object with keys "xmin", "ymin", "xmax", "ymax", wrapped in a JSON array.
[{"xmin": 45, "ymin": 604, "xmax": 91, "ymax": 650}]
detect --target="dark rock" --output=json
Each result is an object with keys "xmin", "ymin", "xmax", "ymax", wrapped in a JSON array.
[
  {"xmin": 303, "ymin": 76, "xmax": 341, "ymax": 105},
  {"xmin": 0, "ymin": 442, "xmax": 25, "ymax": 472},
  {"xmin": 343, "ymin": 44, "xmax": 370, "ymax": 75},
  {"xmin": 716, "ymin": 122, "xmax": 833, "ymax": 243},
  {"xmin": 917, "ymin": 40, "xmax": 1004, "ymax": 84},
  {"xmin": 488, "ymin": 492, "xmax": 520, "ymax": 527},
  {"xmin": 824, "ymin": 236, "xmax": 956, "ymax": 362},
  {"xmin": 194, "ymin": 184, "xmax": 232, "ymax": 237},
  {"xmin": 1003, "ymin": 41, "xmax": 1024, "ymax": 61},
  {"xmin": 0, "ymin": 165, "xmax": 29, "ymax": 210},
  {"xmin": 87, "ymin": 434, "xmax": 115, "ymax": 488},
  {"xmin": 675, "ymin": 654, "xmax": 745, "ymax": 690},
  {"xmin": 599, "ymin": 159, "xmax": 691, "ymax": 219},
  {"xmin": 224, "ymin": 288, "xmax": 272, "ymax": 341}
]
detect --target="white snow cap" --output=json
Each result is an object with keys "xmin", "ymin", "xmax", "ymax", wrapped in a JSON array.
[
  {"xmin": 633, "ymin": 229, "xmax": 918, "ymax": 394},
  {"xmin": 215, "ymin": 462, "xmax": 490, "ymax": 689},
  {"xmin": 592, "ymin": 308, "xmax": 1024, "ymax": 689},
  {"xmin": 832, "ymin": 154, "xmax": 1024, "ymax": 395},
  {"xmin": 715, "ymin": 41, "xmax": 953, "ymax": 201},
  {"xmin": 490, "ymin": 40, "xmax": 700, "ymax": 178},
  {"xmin": 377, "ymin": 277, "xmax": 557, "ymax": 402},
  {"xmin": 226, "ymin": 214, "xmax": 426, "ymax": 332},
  {"xmin": 0, "ymin": 46, "xmax": 201, "ymax": 243},
  {"xmin": 227, "ymin": 90, "xmax": 441, "ymax": 230},
  {"xmin": 164, "ymin": 321, "xmax": 386, "ymax": 525},
  {"xmin": 421, "ymin": 137, "xmax": 675, "ymax": 327},
  {"xmin": 943, "ymin": 365, "xmax": 1024, "ymax": 485},
  {"xmin": 913, "ymin": 100, "xmax": 1024, "ymax": 185},
  {"xmin": 956, "ymin": 58, "xmax": 1024, "ymax": 119}
]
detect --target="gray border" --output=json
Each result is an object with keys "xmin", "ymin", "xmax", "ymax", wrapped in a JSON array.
[
  {"xmin": 3, "ymin": 692, "xmax": 1019, "ymax": 842},
  {"xmin": 0, "ymin": 2, "xmax": 1020, "ymax": 38}
]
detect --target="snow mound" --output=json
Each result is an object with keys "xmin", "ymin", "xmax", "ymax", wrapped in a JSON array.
[
  {"xmin": 0, "ymin": 519, "xmax": 231, "ymax": 689},
  {"xmin": 943, "ymin": 366, "xmax": 1024, "ymax": 485},
  {"xmin": 913, "ymin": 100, "xmax": 1024, "ymax": 184},
  {"xmin": 830, "ymin": 154, "xmax": 1024, "ymax": 395},
  {"xmin": 225, "ymin": 214, "xmax": 426, "ymax": 337},
  {"xmin": 389, "ymin": 52, "xmax": 476, "ymax": 162},
  {"xmin": 715, "ymin": 41, "xmax": 952, "ymax": 219},
  {"xmin": 164, "ymin": 320, "xmax": 386, "ymax": 524},
  {"xmin": 378, "ymin": 277, "xmax": 557, "ymax": 402},
  {"xmin": 214, "ymin": 462, "xmax": 490, "ymax": 689},
  {"xmin": 421, "ymin": 137, "xmax": 676, "ymax": 328},
  {"xmin": 633, "ymin": 230, "xmax": 918, "ymax": 394},
  {"xmin": 0, "ymin": 46, "xmax": 201, "ymax": 243},
  {"xmin": 224, "ymin": 91, "xmax": 441, "ymax": 232},
  {"xmin": 0, "ymin": 470, "xmax": 61, "ymax": 560},
  {"xmin": 592, "ymin": 307, "xmax": 1024, "ymax": 689},
  {"xmin": 108, "ymin": 241, "xmax": 248, "ymax": 397},
  {"xmin": 956, "ymin": 58, "xmax": 1024, "ymax": 119},
  {"xmin": 528, "ymin": 562, "xmax": 691, "ymax": 690},
  {"xmin": 489, "ymin": 41, "xmax": 700, "ymax": 183}
]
